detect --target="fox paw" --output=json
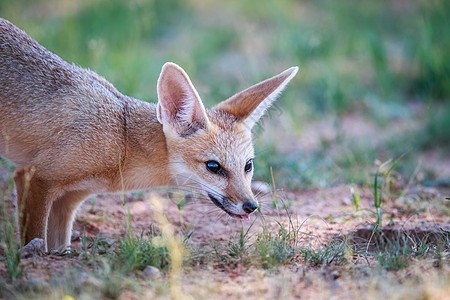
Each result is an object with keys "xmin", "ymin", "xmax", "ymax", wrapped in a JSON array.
[{"xmin": 19, "ymin": 238, "xmax": 45, "ymax": 258}]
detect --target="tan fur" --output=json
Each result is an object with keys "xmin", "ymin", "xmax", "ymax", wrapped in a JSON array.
[{"xmin": 0, "ymin": 18, "xmax": 298, "ymax": 251}]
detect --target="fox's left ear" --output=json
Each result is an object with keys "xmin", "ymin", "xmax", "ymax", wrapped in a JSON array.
[{"xmin": 213, "ymin": 66, "xmax": 298, "ymax": 129}]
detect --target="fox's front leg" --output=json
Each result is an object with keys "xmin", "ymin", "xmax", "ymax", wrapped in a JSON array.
[
  {"xmin": 47, "ymin": 190, "xmax": 89, "ymax": 251},
  {"xmin": 14, "ymin": 168, "xmax": 54, "ymax": 252}
]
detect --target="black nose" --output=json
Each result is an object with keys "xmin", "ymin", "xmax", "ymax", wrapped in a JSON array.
[{"xmin": 243, "ymin": 201, "xmax": 258, "ymax": 214}]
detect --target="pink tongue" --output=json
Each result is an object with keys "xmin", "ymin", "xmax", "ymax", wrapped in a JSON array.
[{"xmin": 240, "ymin": 215, "xmax": 250, "ymax": 221}]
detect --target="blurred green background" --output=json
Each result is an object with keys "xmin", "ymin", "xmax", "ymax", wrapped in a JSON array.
[{"xmin": 1, "ymin": 0, "xmax": 449, "ymax": 188}]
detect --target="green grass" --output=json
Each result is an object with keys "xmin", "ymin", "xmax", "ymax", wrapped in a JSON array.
[
  {"xmin": 211, "ymin": 210, "xmax": 302, "ymax": 270},
  {"xmin": 300, "ymin": 237, "xmax": 349, "ymax": 267},
  {"xmin": 0, "ymin": 208, "xmax": 23, "ymax": 282},
  {"xmin": 0, "ymin": 189, "xmax": 448, "ymax": 298},
  {"xmin": 370, "ymin": 230, "xmax": 449, "ymax": 271},
  {"xmin": 0, "ymin": 162, "xmax": 23, "ymax": 282},
  {"xmin": 113, "ymin": 229, "xmax": 172, "ymax": 272}
]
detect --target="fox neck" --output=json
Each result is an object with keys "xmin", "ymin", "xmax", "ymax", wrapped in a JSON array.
[{"xmin": 118, "ymin": 97, "xmax": 176, "ymax": 190}]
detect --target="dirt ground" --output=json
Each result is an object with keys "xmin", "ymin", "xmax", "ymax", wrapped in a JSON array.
[
  {"xmin": 5, "ymin": 180, "xmax": 446, "ymax": 299},
  {"xmin": 70, "ymin": 184, "xmax": 449, "ymax": 247}
]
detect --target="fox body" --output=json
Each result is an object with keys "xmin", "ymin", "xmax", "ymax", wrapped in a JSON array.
[{"xmin": 0, "ymin": 18, "xmax": 298, "ymax": 251}]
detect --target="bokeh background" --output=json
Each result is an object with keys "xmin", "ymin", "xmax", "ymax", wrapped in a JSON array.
[{"xmin": 1, "ymin": 0, "xmax": 449, "ymax": 189}]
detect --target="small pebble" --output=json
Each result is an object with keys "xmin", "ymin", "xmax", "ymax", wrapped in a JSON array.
[
  {"xmin": 143, "ymin": 265, "xmax": 160, "ymax": 277},
  {"xmin": 19, "ymin": 238, "xmax": 45, "ymax": 258}
]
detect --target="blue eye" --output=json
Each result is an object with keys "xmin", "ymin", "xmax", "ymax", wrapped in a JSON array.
[
  {"xmin": 205, "ymin": 160, "xmax": 221, "ymax": 174},
  {"xmin": 244, "ymin": 159, "xmax": 253, "ymax": 173}
]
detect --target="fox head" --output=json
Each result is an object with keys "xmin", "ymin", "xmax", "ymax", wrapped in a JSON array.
[{"xmin": 156, "ymin": 63, "xmax": 298, "ymax": 219}]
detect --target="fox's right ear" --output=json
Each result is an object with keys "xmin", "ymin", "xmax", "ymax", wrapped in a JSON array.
[
  {"xmin": 213, "ymin": 67, "xmax": 298, "ymax": 129},
  {"xmin": 157, "ymin": 62, "xmax": 210, "ymax": 136}
]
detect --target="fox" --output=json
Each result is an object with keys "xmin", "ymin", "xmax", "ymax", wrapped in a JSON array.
[{"xmin": 0, "ymin": 18, "xmax": 298, "ymax": 252}]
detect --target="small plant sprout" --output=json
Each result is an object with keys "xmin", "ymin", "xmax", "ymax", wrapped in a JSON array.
[
  {"xmin": 350, "ymin": 185, "xmax": 360, "ymax": 212},
  {"xmin": 176, "ymin": 193, "xmax": 187, "ymax": 231},
  {"xmin": 372, "ymin": 154, "xmax": 405, "ymax": 231},
  {"xmin": 270, "ymin": 167, "xmax": 280, "ymax": 218}
]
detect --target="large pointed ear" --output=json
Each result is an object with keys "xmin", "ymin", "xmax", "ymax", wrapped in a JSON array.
[
  {"xmin": 213, "ymin": 67, "xmax": 298, "ymax": 129},
  {"xmin": 157, "ymin": 62, "xmax": 210, "ymax": 136}
]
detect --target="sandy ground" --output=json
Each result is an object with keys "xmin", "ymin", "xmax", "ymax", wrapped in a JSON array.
[
  {"xmin": 68, "ymin": 183, "xmax": 449, "ymax": 246},
  {"xmin": 2, "ymin": 181, "xmax": 445, "ymax": 299}
]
